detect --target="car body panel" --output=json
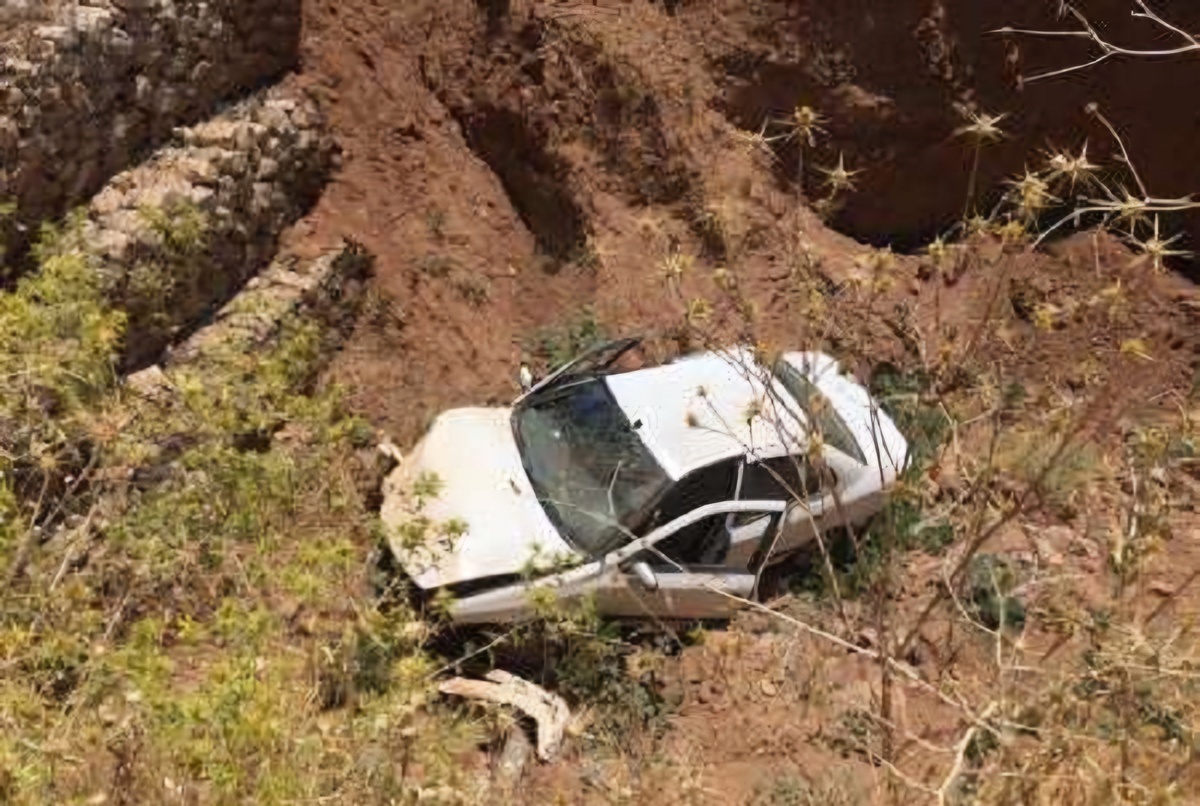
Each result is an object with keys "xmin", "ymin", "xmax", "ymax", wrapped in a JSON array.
[
  {"xmin": 605, "ymin": 345, "xmax": 807, "ymax": 480},
  {"xmin": 380, "ymin": 407, "xmax": 576, "ymax": 589},
  {"xmin": 449, "ymin": 500, "xmax": 787, "ymax": 624},
  {"xmin": 783, "ymin": 351, "xmax": 908, "ymax": 483}
]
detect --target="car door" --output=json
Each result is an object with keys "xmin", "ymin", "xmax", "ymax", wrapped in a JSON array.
[
  {"xmin": 723, "ymin": 452, "xmax": 851, "ymax": 569},
  {"xmin": 515, "ymin": 336, "xmax": 642, "ymax": 405},
  {"xmin": 588, "ymin": 500, "xmax": 788, "ymax": 619}
]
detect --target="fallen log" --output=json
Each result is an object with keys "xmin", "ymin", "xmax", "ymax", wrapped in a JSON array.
[{"xmin": 438, "ymin": 669, "xmax": 572, "ymax": 762}]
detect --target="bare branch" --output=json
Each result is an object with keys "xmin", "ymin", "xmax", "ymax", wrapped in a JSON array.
[
  {"xmin": 1132, "ymin": 0, "xmax": 1199, "ymax": 47},
  {"xmin": 993, "ymin": 1, "xmax": 1200, "ymax": 83},
  {"xmin": 938, "ymin": 702, "xmax": 999, "ymax": 805},
  {"xmin": 1086, "ymin": 104, "xmax": 1148, "ymax": 198}
]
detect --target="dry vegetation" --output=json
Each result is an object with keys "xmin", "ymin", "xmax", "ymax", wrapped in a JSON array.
[{"xmin": 1, "ymin": 1, "xmax": 1199, "ymax": 804}]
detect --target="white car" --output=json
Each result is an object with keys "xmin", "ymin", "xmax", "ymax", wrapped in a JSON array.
[{"xmin": 381, "ymin": 338, "xmax": 908, "ymax": 624}]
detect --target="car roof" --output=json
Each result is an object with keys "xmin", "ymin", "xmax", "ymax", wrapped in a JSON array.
[{"xmin": 605, "ymin": 346, "xmax": 812, "ymax": 480}]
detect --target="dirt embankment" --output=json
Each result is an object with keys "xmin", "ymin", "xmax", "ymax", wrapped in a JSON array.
[
  {"xmin": 677, "ymin": 0, "xmax": 1200, "ymax": 271},
  {"xmin": 296, "ymin": 0, "xmax": 888, "ymax": 445},
  {"xmin": 295, "ymin": 0, "xmax": 1200, "ymax": 446}
]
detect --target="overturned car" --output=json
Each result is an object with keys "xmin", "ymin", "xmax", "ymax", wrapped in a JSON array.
[{"xmin": 381, "ymin": 338, "xmax": 908, "ymax": 624}]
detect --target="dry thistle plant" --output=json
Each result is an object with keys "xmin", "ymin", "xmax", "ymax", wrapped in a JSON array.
[
  {"xmin": 1004, "ymin": 168, "xmax": 1058, "ymax": 225},
  {"xmin": 764, "ymin": 104, "xmax": 829, "ymax": 197},
  {"xmin": 1124, "ymin": 214, "xmax": 1193, "ymax": 272},
  {"xmin": 953, "ymin": 105, "xmax": 1008, "ymax": 219},
  {"xmin": 1041, "ymin": 141, "xmax": 1101, "ymax": 194},
  {"xmin": 731, "ymin": 119, "xmax": 779, "ymax": 164},
  {"xmin": 812, "ymin": 151, "xmax": 863, "ymax": 222},
  {"xmin": 1028, "ymin": 105, "xmax": 1200, "ymax": 263},
  {"xmin": 987, "ymin": 3, "xmax": 1200, "ymax": 272},
  {"xmin": 934, "ymin": 98, "xmax": 1197, "ymax": 279}
]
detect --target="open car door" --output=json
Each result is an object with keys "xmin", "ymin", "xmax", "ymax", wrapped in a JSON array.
[
  {"xmin": 589, "ymin": 501, "xmax": 786, "ymax": 620},
  {"xmin": 515, "ymin": 336, "xmax": 643, "ymax": 406}
]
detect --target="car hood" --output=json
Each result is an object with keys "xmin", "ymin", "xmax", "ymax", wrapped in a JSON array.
[{"xmin": 380, "ymin": 407, "xmax": 576, "ymax": 590}]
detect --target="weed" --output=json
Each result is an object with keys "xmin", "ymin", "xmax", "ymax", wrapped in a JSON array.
[
  {"xmin": 452, "ymin": 270, "xmax": 491, "ymax": 307},
  {"xmin": 953, "ymin": 105, "xmax": 1007, "ymax": 219},
  {"xmin": 513, "ymin": 594, "xmax": 674, "ymax": 746},
  {"xmin": 750, "ymin": 771, "xmax": 856, "ymax": 806},
  {"xmin": 418, "ymin": 253, "xmax": 457, "ymax": 278},
  {"xmin": 425, "ymin": 207, "xmax": 447, "ymax": 240},
  {"xmin": 528, "ymin": 305, "xmax": 607, "ymax": 370},
  {"xmin": 571, "ymin": 238, "xmax": 603, "ymax": 272},
  {"xmin": 768, "ymin": 104, "xmax": 828, "ymax": 192},
  {"xmin": 964, "ymin": 554, "xmax": 1027, "ymax": 630},
  {"xmin": 0, "ymin": 217, "xmax": 482, "ymax": 803}
]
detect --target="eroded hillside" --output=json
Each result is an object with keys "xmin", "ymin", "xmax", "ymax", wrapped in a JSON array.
[{"xmin": 2, "ymin": 0, "xmax": 1199, "ymax": 803}]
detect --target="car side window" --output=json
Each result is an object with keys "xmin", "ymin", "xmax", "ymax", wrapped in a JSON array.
[
  {"xmin": 640, "ymin": 460, "xmax": 738, "ymax": 568},
  {"xmin": 772, "ymin": 359, "xmax": 868, "ymax": 465},
  {"xmin": 740, "ymin": 456, "xmax": 822, "ymax": 501},
  {"xmin": 729, "ymin": 456, "xmax": 830, "ymax": 527}
]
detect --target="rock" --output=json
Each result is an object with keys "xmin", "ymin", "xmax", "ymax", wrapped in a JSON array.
[
  {"xmin": 256, "ymin": 157, "xmax": 280, "ymax": 180},
  {"xmin": 190, "ymin": 60, "xmax": 211, "ymax": 84},
  {"xmin": 135, "ymin": 74, "xmax": 154, "ymax": 107},
  {"xmin": 1, "ymin": 0, "xmax": 304, "ymax": 270},
  {"xmin": 125, "ymin": 365, "xmax": 174, "ymax": 404},
  {"xmin": 36, "ymin": 26, "xmax": 79, "ymax": 50},
  {"xmin": 0, "ymin": 116, "xmax": 18, "ymax": 152}
]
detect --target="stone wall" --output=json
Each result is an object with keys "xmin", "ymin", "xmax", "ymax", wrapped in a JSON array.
[
  {"xmin": 70, "ymin": 86, "xmax": 337, "ymax": 369},
  {"xmin": 0, "ymin": 0, "xmax": 302, "ymax": 269},
  {"xmin": 165, "ymin": 240, "xmax": 373, "ymax": 369}
]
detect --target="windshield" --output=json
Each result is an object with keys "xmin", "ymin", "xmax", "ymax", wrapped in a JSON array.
[{"xmin": 514, "ymin": 378, "xmax": 670, "ymax": 557}]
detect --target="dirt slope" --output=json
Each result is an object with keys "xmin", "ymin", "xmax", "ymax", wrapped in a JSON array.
[{"xmin": 292, "ymin": 0, "xmax": 897, "ymax": 445}]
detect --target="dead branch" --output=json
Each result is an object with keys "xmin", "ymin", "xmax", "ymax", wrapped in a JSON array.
[
  {"xmin": 937, "ymin": 702, "xmax": 999, "ymax": 805},
  {"xmin": 994, "ymin": 1, "xmax": 1200, "ymax": 84},
  {"xmin": 439, "ymin": 670, "xmax": 572, "ymax": 761}
]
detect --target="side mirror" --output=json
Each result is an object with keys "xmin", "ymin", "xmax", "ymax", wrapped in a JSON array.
[{"xmin": 630, "ymin": 560, "xmax": 659, "ymax": 591}]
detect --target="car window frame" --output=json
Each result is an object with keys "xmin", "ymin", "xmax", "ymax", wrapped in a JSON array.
[
  {"xmin": 728, "ymin": 452, "xmax": 838, "ymax": 526},
  {"xmin": 635, "ymin": 457, "xmax": 741, "ymax": 534},
  {"xmin": 514, "ymin": 336, "xmax": 643, "ymax": 407},
  {"xmin": 614, "ymin": 499, "xmax": 790, "ymax": 574}
]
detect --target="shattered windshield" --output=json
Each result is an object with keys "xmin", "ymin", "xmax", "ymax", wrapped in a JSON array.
[{"xmin": 514, "ymin": 378, "xmax": 670, "ymax": 558}]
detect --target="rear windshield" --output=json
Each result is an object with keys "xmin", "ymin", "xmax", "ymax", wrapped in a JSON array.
[{"xmin": 772, "ymin": 359, "xmax": 867, "ymax": 465}]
